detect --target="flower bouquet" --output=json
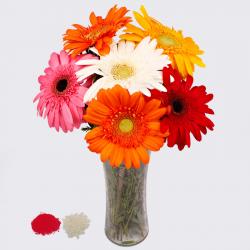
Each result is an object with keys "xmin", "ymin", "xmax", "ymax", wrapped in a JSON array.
[{"xmin": 34, "ymin": 5, "xmax": 214, "ymax": 246}]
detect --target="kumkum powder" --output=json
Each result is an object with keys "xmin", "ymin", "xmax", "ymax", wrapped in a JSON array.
[{"xmin": 31, "ymin": 213, "xmax": 61, "ymax": 235}]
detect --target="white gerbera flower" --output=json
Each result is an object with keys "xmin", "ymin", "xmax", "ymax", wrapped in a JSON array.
[{"xmin": 76, "ymin": 36, "xmax": 170, "ymax": 103}]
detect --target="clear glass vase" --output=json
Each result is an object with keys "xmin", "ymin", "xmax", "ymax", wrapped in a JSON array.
[{"xmin": 104, "ymin": 161, "xmax": 148, "ymax": 246}]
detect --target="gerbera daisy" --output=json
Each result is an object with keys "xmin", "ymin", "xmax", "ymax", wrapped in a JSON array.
[
  {"xmin": 120, "ymin": 5, "xmax": 205, "ymax": 78},
  {"xmin": 63, "ymin": 5, "xmax": 131, "ymax": 57},
  {"xmin": 33, "ymin": 50, "xmax": 97, "ymax": 132},
  {"xmin": 84, "ymin": 85, "xmax": 167, "ymax": 168},
  {"xmin": 148, "ymin": 66, "xmax": 214, "ymax": 150},
  {"xmin": 76, "ymin": 37, "xmax": 169, "ymax": 103}
]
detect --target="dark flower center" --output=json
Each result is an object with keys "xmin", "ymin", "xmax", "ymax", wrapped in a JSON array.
[
  {"xmin": 56, "ymin": 79, "xmax": 68, "ymax": 92},
  {"xmin": 172, "ymin": 99, "xmax": 184, "ymax": 114}
]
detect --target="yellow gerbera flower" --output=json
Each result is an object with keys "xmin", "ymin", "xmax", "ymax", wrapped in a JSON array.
[{"xmin": 120, "ymin": 6, "xmax": 205, "ymax": 78}]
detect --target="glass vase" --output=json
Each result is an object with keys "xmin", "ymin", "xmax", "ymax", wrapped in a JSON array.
[{"xmin": 104, "ymin": 161, "xmax": 148, "ymax": 246}]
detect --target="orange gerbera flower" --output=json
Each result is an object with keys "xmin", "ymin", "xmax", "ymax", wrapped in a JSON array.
[
  {"xmin": 84, "ymin": 85, "xmax": 167, "ymax": 169},
  {"xmin": 63, "ymin": 5, "xmax": 131, "ymax": 57}
]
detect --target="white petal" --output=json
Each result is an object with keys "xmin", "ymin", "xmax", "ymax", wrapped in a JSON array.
[
  {"xmin": 152, "ymin": 71, "xmax": 163, "ymax": 80},
  {"xmin": 83, "ymin": 78, "xmax": 107, "ymax": 103},
  {"xmin": 140, "ymin": 88, "xmax": 151, "ymax": 96},
  {"xmin": 170, "ymin": 75, "xmax": 175, "ymax": 83},
  {"xmin": 149, "ymin": 39, "xmax": 157, "ymax": 49},
  {"xmin": 135, "ymin": 36, "xmax": 151, "ymax": 52},
  {"xmin": 155, "ymin": 48, "xmax": 164, "ymax": 56},
  {"xmin": 118, "ymin": 40, "xmax": 126, "ymax": 53},
  {"xmin": 77, "ymin": 66, "xmax": 99, "ymax": 81},
  {"xmin": 151, "ymin": 82, "xmax": 167, "ymax": 92},
  {"xmin": 76, "ymin": 59, "xmax": 99, "ymax": 66},
  {"xmin": 125, "ymin": 41, "xmax": 136, "ymax": 53},
  {"xmin": 88, "ymin": 47, "xmax": 99, "ymax": 56}
]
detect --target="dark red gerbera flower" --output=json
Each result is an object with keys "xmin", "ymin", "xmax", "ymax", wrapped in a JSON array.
[{"xmin": 150, "ymin": 65, "xmax": 214, "ymax": 150}]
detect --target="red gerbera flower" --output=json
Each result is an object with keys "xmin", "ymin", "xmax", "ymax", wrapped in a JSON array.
[{"xmin": 150, "ymin": 65, "xmax": 214, "ymax": 150}]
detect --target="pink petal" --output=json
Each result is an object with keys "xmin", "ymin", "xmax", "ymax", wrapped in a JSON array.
[
  {"xmin": 77, "ymin": 106, "xmax": 84, "ymax": 122},
  {"xmin": 65, "ymin": 118, "xmax": 73, "ymax": 132},
  {"xmin": 38, "ymin": 75, "xmax": 48, "ymax": 85},
  {"xmin": 61, "ymin": 102, "xmax": 73, "ymax": 127},
  {"xmin": 81, "ymin": 53, "xmax": 97, "ymax": 60},
  {"xmin": 33, "ymin": 92, "xmax": 42, "ymax": 103},
  {"xmin": 48, "ymin": 107, "xmax": 55, "ymax": 128},
  {"xmin": 78, "ymin": 86, "xmax": 88, "ymax": 98},
  {"xmin": 43, "ymin": 102, "xmax": 51, "ymax": 118},
  {"xmin": 44, "ymin": 67, "xmax": 53, "ymax": 75},
  {"xmin": 68, "ymin": 125, "xmax": 74, "ymax": 132},
  {"xmin": 37, "ymin": 99, "xmax": 47, "ymax": 117},
  {"xmin": 75, "ymin": 53, "xmax": 98, "ymax": 70},
  {"xmin": 53, "ymin": 106, "xmax": 60, "ymax": 132},
  {"xmin": 70, "ymin": 96, "xmax": 84, "ymax": 107},
  {"xmin": 49, "ymin": 52, "xmax": 60, "ymax": 68},
  {"xmin": 59, "ymin": 111, "xmax": 67, "ymax": 133},
  {"xmin": 68, "ymin": 101, "xmax": 80, "ymax": 124},
  {"xmin": 60, "ymin": 50, "xmax": 70, "ymax": 65}
]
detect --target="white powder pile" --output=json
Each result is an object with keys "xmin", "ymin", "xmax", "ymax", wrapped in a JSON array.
[{"xmin": 63, "ymin": 212, "xmax": 90, "ymax": 239}]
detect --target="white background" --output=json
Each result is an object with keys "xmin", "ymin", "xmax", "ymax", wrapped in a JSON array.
[{"xmin": 0, "ymin": 0, "xmax": 250, "ymax": 249}]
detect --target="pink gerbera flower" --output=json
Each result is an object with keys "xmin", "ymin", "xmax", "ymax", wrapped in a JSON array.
[{"xmin": 34, "ymin": 50, "xmax": 97, "ymax": 132}]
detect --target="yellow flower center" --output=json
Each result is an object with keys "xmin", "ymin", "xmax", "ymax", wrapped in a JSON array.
[
  {"xmin": 119, "ymin": 118, "xmax": 134, "ymax": 133},
  {"xmin": 157, "ymin": 34, "xmax": 177, "ymax": 47},
  {"xmin": 111, "ymin": 64, "xmax": 135, "ymax": 80}
]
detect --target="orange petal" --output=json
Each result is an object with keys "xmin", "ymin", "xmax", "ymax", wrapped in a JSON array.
[
  {"xmin": 124, "ymin": 150, "xmax": 132, "ymax": 169},
  {"xmin": 114, "ymin": 7, "xmax": 128, "ymax": 20},
  {"xmin": 86, "ymin": 107, "xmax": 109, "ymax": 122},
  {"xmin": 102, "ymin": 36, "xmax": 112, "ymax": 44},
  {"xmin": 184, "ymin": 55, "xmax": 193, "ymax": 76},
  {"xmin": 174, "ymin": 54, "xmax": 186, "ymax": 78},
  {"xmin": 144, "ymin": 108, "xmax": 166, "ymax": 121},
  {"xmin": 88, "ymin": 100, "xmax": 110, "ymax": 116},
  {"xmin": 100, "ymin": 143, "xmax": 115, "ymax": 163},
  {"xmin": 85, "ymin": 126, "xmax": 103, "ymax": 141},
  {"xmin": 107, "ymin": 85, "xmax": 123, "ymax": 107},
  {"xmin": 71, "ymin": 47, "xmax": 87, "ymax": 57},
  {"xmin": 89, "ymin": 12, "xmax": 98, "ymax": 25},
  {"xmin": 98, "ymin": 43, "xmax": 110, "ymax": 56},
  {"xmin": 63, "ymin": 35, "xmax": 85, "ymax": 43},
  {"xmin": 105, "ymin": 5, "xmax": 118, "ymax": 22},
  {"xmin": 84, "ymin": 114, "xmax": 103, "ymax": 125},
  {"xmin": 112, "ymin": 84, "xmax": 126, "ymax": 96},
  {"xmin": 88, "ymin": 138, "xmax": 108, "ymax": 153},
  {"xmin": 120, "ymin": 33, "xmax": 143, "ymax": 42},
  {"xmin": 113, "ymin": 146, "xmax": 124, "ymax": 167},
  {"xmin": 95, "ymin": 39, "xmax": 103, "ymax": 50},
  {"xmin": 136, "ymin": 146, "xmax": 150, "ymax": 165},
  {"xmin": 143, "ymin": 99, "xmax": 161, "ymax": 114},
  {"xmin": 130, "ymin": 92, "xmax": 141, "ymax": 109},
  {"xmin": 133, "ymin": 11, "xmax": 151, "ymax": 30},
  {"xmin": 64, "ymin": 42, "xmax": 87, "ymax": 50},
  {"xmin": 130, "ymin": 148, "xmax": 141, "ymax": 168},
  {"xmin": 125, "ymin": 23, "xmax": 145, "ymax": 37},
  {"xmin": 135, "ymin": 95, "xmax": 145, "ymax": 113},
  {"xmin": 190, "ymin": 55, "xmax": 205, "ymax": 67},
  {"xmin": 143, "ymin": 136, "xmax": 164, "ymax": 151},
  {"xmin": 147, "ymin": 121, "xmax": 160, "ymax": 130},
  {"xmin": 97, "ymin": 89, "xmax": 115, "ymax": 109},
  {"xmin": 72, "ymin": 24, "xmax": 86, "ymax": 31},
  {"xmin": 118, "ymin": 86, "xmax": 130, "ymax": 107}
]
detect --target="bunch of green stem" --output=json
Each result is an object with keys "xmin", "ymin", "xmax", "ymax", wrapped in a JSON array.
[{"xmin": 104, "ymin": 164, "xmax": 148, "ymax": 245}]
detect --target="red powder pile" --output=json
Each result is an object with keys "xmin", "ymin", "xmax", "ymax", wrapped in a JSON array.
[{"xmin": 31, "ymin": 213, "xmax": 61, "ymax": 236}]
